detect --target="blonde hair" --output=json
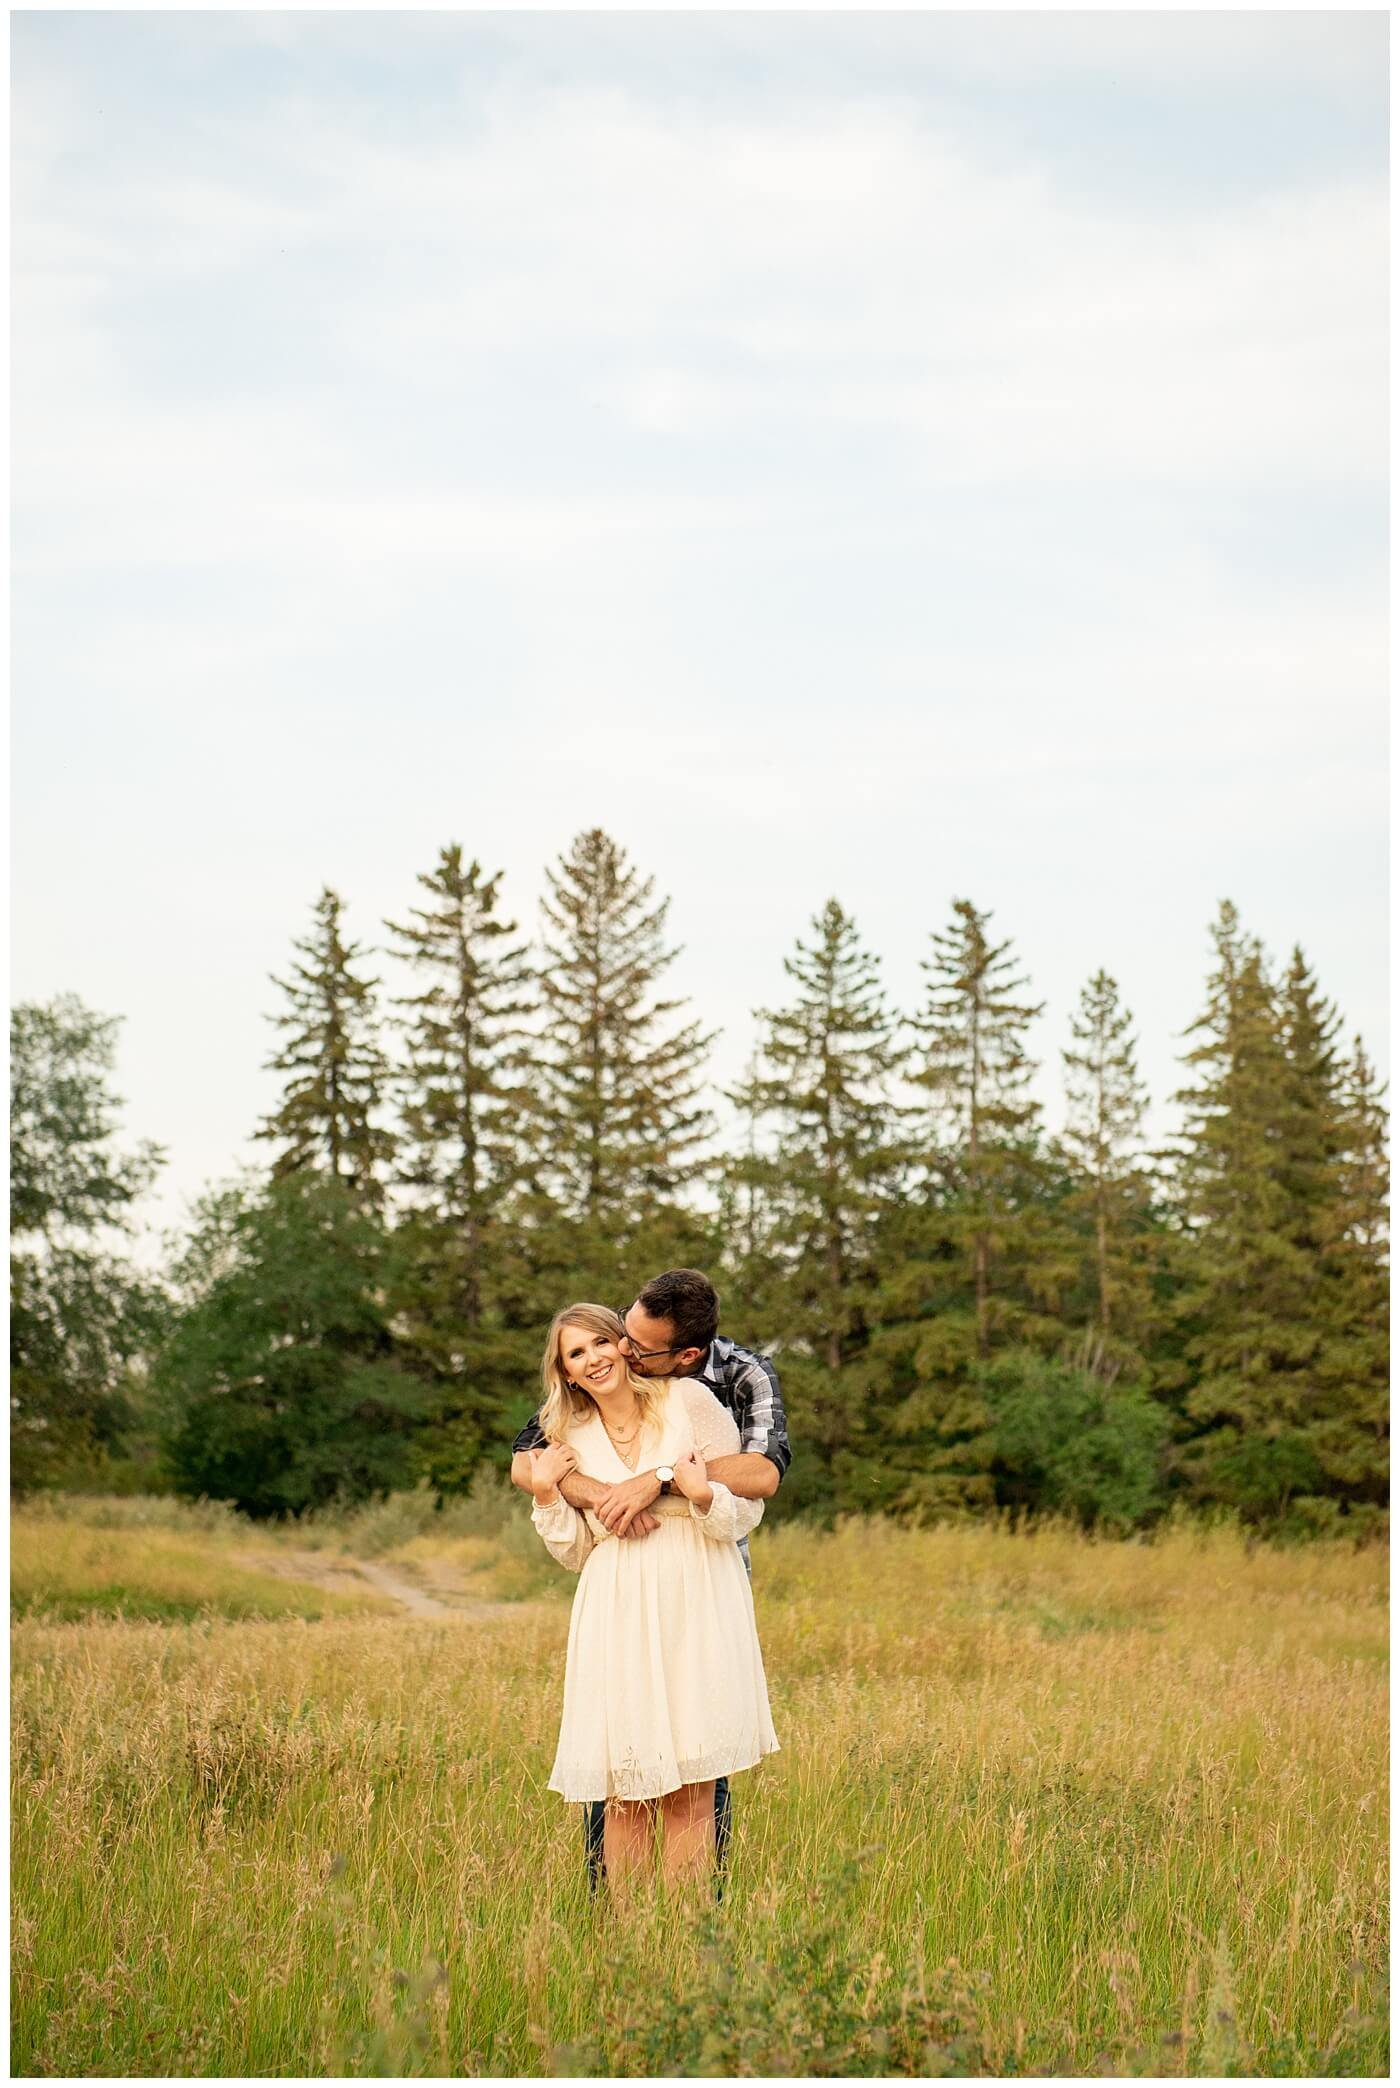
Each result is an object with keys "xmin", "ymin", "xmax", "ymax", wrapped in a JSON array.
[{"xmin": 538, "ymin": 1302, "xmax": 668, "ymax": 1445}]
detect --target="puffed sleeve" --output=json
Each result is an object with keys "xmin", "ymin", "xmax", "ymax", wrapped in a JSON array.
[
  {"xmin": 679, "ymin": 1379, "xmax": 765, "ymax": 1543},
  {"xmin": 530, "ymin": 1492, "xmax": 595, "ymax": 1572},
  {"xmin": 689, "ymin": 1480, "xmax": 764, "ymax": 1544}
]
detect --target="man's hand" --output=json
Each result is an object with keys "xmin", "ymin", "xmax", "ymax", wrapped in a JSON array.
[{"xmin": 594, "ymin": 1469, "xmax": 663, "ymax": 1537}]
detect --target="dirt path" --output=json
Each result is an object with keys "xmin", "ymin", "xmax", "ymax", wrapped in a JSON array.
[
  {"xmin": 352, "ymin": 1557, "xmax": 456, "ymax": 1618},
  {"xmin": 251, "ymin": 1546, "xmax": 522, "ymax": 1621}
]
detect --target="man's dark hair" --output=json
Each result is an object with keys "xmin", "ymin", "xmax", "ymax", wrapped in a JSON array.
[{"xmin": 636, "ymin": 1268, "xmax": 719, "ymax": 1356}]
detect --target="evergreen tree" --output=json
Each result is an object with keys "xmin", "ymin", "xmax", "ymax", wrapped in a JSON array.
[
  {"xmin": 10, "ymin": 997, "xmax": 167, "ymax": 1490},
  {"xmin": 529, "ymin": 828, "xmax": 716, "ymax": 1234},
  {"xmin": 387, "ymin": 847, "xmax": 533, "ymax": 1236},
  {"xmin": 255, "ymin": 888, "xmax": 395, "ymax": 1202},
  {"xmin": 727, "ymin": 902, "xmax": 905, "ymax": 1506},
  {"xmin": 1168, "ymin": 904, "xmax": 1320, "ymax": 1519},
  {"xmin": 383, "ymin": 846, "xmax": 536, "ymax": 1487},
  {"xmin": 872, "ymin": 900, "xmax": 1070, "ymax": 1517},
  {"xmin": 1298, "ymin": 1032, "xmax": 1389, "ymax": 1521},
  {"xmin": 909, "ymin": 899, "xmax": 1065, "ymax": 1355},
  {"xmin": 1060, "ymin": 969, "xmax": 1159, "ymax": 1366},
  {"xmin": 1276, "ymin": 947, "xmax": 1346, "ymax": 1243}
]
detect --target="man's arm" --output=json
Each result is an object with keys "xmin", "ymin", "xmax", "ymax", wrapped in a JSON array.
[
  {"xmin": 509, "ymin": 1448, "xmax": 659, "ymax": 1534},
  {"xmin": 705, "ymin": 1451, "xmax": 780, "ymax": 1499},
  {"xmin": 727, "ymin": 1347, "xmax": 791, "ymax": 1488}
]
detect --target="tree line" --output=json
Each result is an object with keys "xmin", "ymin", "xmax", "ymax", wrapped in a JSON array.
[{"xmin": 10, "ymin": 828, "xmax": 1389, "ymax": 1539}]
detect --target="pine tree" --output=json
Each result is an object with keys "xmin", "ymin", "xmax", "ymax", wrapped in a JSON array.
[
  {"xmin": 255, "ymin": 889, "xmax": 395, "ymax": 1202},
  {"xmin": 1169, "ymin": 914, "xmax": 1388, "ymax": 1527},
  {"xmin": 529, "ymin": 829, "xmax": 715, "ymax": 1234},
  {"xmin": 861, "ymin": 901, "xmax": 1068, "ymax": 1519},
  {"xmin": 909, "ymin": 899, "xmax": 1056, "ymax": 1356},
  {"xmin": 1300, "ymin": 1032, "xmax": 1389, "ymax": 1519},
  {"xmin": 1168, "ymin": 904, "xmax": 1317, "ymax": 1518},
  {"xmin": 727, "ymin": 902, "xmax": 905, "ymax": 1505},
  {"xmin": 382, "ymin": 846, "xmax": 536, "ymax": 1487},
  {"xmin": 1060, "ymin": 969, "xmax": 1158, "ymax": 1366},
  {"xmin": 386, "ymin": 846, "xmax": 532, "ymax": 1256}
]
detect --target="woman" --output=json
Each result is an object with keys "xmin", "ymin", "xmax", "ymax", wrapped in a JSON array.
[{"xmin": 527, "ymin": 1302, "xmax": 779, "ymax": 1889}]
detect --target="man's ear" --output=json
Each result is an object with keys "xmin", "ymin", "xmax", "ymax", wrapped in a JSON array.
[{"xmin": 674, "ymin": 1346, "xmax": 705, "ymax": 1374}]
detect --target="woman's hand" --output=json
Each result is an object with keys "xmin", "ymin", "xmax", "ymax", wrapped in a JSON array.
[
  {"xmin": 671, "ymin": 1446, "xmax": 713, "ymax": 1514},
  {"xmin": 529, "ymin": 1442, "xmax": 577, "ymax": 1504}
]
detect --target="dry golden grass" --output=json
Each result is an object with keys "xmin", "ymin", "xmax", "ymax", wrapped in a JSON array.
[
  {"xmin": 10, "ymin": 1501, "xmax": 1388, "ymax": 2075},
  {"xmin": 10, "ymin": 1508, "xmax": 394, "ymax": 1623}
]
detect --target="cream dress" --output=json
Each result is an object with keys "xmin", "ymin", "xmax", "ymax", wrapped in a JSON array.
[{"xmin": 532, "ymin": 1376, "xmax": 780, "ymax": 1803}]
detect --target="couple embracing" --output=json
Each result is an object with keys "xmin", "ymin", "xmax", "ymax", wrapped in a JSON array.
[{"xmin": 510, "ymin": 1269, "xmax": 789, "ymax": 1892}]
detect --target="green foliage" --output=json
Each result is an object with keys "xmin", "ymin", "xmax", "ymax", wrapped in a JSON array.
[
  {"xmin": 1058, "ymin": 969, "xmax": 1161, "ymax": 1368},
  {"xmin": 255, "ymin": 888, "xmax": 396, "ymax": 1201},
  {"xmin": 558, "ymin": 1857, "xmax": 1001, "ymax": 2078},
  {"xmin": 156, "ymin": 1175, "xmax": 432, "ymax": 1516},
  {"xmin": 529, "ymin": 827, "xmax": 715, "ymax": 1225},
  {"xmin": 10, "ymin": 997, "xmax": 168, "ymax": 1493},
  {"xmin": 979, "ymin": 1347, "xmax": 1171, "ymax": 1532},
  {"xmin": 1165, "ymin": 906, "xmax": 1389, "ymax": 1528},
  {"xmin": 36, "ymin": 847, "xmax": 1386, "ymax": 1535},
  {"xmin": 726, "ymin": 902, "xmax": 907, "ymax": 1505}
]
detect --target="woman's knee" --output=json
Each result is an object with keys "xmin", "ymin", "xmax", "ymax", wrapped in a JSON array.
[{"xmin": 659, "ymin": 1778, "xmax": 715, "ymax": 1820}]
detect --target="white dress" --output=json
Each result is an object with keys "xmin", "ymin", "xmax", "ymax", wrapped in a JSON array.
[{"xmin": 531, "ymin": 1376, "xmax": 780, "ymax": 1803}]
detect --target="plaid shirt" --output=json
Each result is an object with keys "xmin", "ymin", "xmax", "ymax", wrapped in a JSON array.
[{"xmin": 512, "ymin": 1337, "xmax": 789, "ymax": 1572}]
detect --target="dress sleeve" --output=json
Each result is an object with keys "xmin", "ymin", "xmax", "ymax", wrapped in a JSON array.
[
  {"xmin": 530, "ymin": 1492, "xmax": 595, "ymax": 1572},
  {"xmin": 680, "ymin": 1379, "xmax": 742, "ymax": 1461},
  {"xmin": 689, "ymin": 1481, "xmax": 764, "ymax": 1545},
  {"xmin": 679, "ymin": 1381, "xmax": 764, "ymax": 1543}
]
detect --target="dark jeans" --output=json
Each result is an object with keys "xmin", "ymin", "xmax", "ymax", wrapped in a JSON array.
[{"xmin": 585, "ymin": 1777, "xmax": 732, "ymax": 1892}]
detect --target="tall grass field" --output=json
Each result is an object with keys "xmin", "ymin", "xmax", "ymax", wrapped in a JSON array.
[{"xmin": 11, "ymin": 1490, "xmax": 1388, "ymax": 2076}]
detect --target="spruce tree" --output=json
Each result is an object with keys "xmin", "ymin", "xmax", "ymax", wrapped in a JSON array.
[
  {"xmin": 862, "ymin": 900, "xmax": 1068, "ymax": 1519},
  {"xmin": 1060, "ymin": 969, "xmax": 1158, "ymax": 1365},
  {"xmin": 383, "ymin": 847, "xmax": 535, "ymax": 1486},
  {"xmin": 1300, "ymin": 1033, "xmax": 1389, "ymax": 1520},
  {"xmin": 529, "ymin": 828, "xmax": 716, "ymax": 1244},
  {"xmin": 387, "ymin": 847, "xmax": 532, "ymax": 1243},
  {"xmin": 255, "ymin": 888, "xmax": 395, "ymax": 1202},
  {"xmin": 727, "ymin": 902, "xmax": 905, "ymax": 1505},
  {"xmin": 909, "ymin": 899, "xmax": 1058, "ymax": 1356},
  {"xmin": 1168, "ymin": 904, "xmax": 1317, "ymax": 1518},
  {"xmin": 1169, "ymin": 915, "xmax": 1388, "ymax": 1527}
]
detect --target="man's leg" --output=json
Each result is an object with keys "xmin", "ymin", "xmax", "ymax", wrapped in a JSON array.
[
  {"xmin": 713, "ymin": 1776, "xmax": 732, "ymax": 1897},
  {"xmin": 584, "ymin": 1799, "xmax": 606, "ymax": 1892}
]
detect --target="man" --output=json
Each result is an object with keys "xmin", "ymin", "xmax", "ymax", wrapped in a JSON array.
[{"xmin": 510, "ymin": 1267, "xmax": 789, "ymax": 1889}]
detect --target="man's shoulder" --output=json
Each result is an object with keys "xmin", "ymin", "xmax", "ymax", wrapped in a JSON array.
[{"xmin": 707, "ymin": 1336, "xmax": 779, "ymax": 1385}]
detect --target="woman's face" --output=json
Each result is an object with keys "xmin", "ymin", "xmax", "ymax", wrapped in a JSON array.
[{"xmin": 559, "ymin": 1322, "xmax": 627, "ymax": 1401}]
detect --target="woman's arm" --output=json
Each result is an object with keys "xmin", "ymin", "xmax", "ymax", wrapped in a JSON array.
[
  {"xmin": 525, "ymin": 1443, "xmax": 595, "ymax": 1571},
  {"xmin": 686, "ymin": 1475, "xmax": 764, "ymax": 1545},
  {"xmin": 530, "ymin": 1491, "xmax": 596, "ymax": 1572}
]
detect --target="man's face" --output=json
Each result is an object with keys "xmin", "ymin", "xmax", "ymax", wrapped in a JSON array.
[{"xmin": 619, "ymin": 1300, "xmax": 702, "ymax": 1378}]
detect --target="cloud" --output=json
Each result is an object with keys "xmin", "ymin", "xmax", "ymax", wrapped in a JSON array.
[{"xmin": 9, "ymin": 16, "xmax": 1387, "ymax": 1228}]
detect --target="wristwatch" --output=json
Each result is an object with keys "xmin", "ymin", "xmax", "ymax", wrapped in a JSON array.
[{"xmin": 656, "ymin": 1465, "xmax": 675, "ymax": 1497}]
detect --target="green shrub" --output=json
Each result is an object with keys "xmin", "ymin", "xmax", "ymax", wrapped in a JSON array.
[{"xmin": 980, "ymin": 1349, "xmax": 1170, "ymax": 1533}]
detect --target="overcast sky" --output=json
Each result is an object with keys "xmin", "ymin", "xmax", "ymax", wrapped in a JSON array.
[{"xmin": 11, "ymin": 11, "xmax": 1388, "ymax": 1252}]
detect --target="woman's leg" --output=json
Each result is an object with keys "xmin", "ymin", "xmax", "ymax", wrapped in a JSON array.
[
  {"xmin": 658, "ymin": 1779, "xmax": 717, "ymax": 1887},
  {"xmin": 602, "ymin": 1797, "xmax": 655, "ymax": 1892}
]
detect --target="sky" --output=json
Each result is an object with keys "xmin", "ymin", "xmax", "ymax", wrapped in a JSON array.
[{"xmin": 11, "ymin": 10, "xmax": 1389, "ymax": 1254}]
